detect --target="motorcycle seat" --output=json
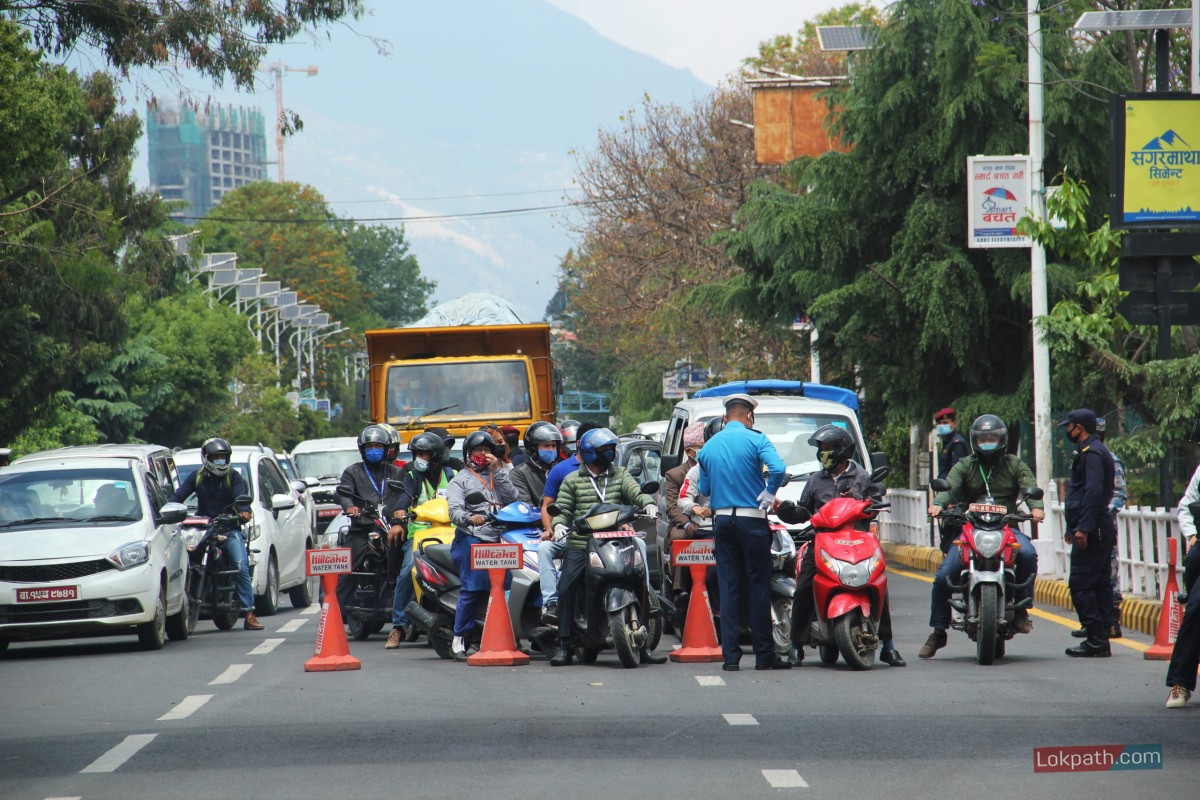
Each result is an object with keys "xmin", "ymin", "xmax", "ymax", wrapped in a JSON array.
[{"xmin": 425, "ymin": 543, "xmax": 457, "ymax": 573}]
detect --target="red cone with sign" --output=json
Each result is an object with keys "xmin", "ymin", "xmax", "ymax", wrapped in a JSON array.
[
  {"xmin": 1145, "ymin": 537, "xmax": 1183, "ymax": 661},
  {"xmin": 305, "ymin": 553, "xmax": 361, "ymax": 672},
  {"xmin": 670, "ymin": 540, "xmax": 723, "ymax": 663},
  {"xmin": 468, "ymin": 566, "xmax": 530, "ymax": 666}
]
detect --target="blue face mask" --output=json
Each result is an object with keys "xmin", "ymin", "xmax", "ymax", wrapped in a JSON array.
[
  {"xmin": 936, "ymin": 424, "xmax": 952, "ymax": 436},
  {"xmin": 977, "ymin": 442, "xmax": 1000, "ymax": 452},
  {"xmin": 537, "ymin": 448, "xmax": 557, "ymax": 465},
  {"xmin": 211, "ymin": 458, "xmax": 228, "ymax": 467},
  {"xmin": 364, "ymin": 447, "xmax": 385, "ymax": 464}
]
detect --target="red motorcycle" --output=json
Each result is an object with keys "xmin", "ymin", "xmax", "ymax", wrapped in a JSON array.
[{"xmin": 790, "ymin": 493, "xmax": 889, "ymax": 670}]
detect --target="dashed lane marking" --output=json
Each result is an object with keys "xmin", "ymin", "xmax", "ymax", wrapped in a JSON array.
[
  {"xmin": 695, "ymin": 676, "xmax": 726, "ymax": 686},
  {"xmin": 762, "ymin": 769, "xmax": 809, "ymax": 788},
  {"xmin": 44, "ymin": 796, "xmax": 82, "ymax": 799},
  {"xmin": 278, "ymin": 618, "xmax": 307, "ymax": 633},
  {"xmin": 80, "ymin": 734, "xmax": 157, "ymax": 773},
  {"xmin": 157, "ymin": 694, "xmax": 213, "ymax": 721},
  {"xmin": 209, "ymin": 664, "xmax": 253, "ymax": 685},
  {"xmin": 248, "ymin": 637, "xmax": 285, "ymax": 655},
  {"xmin": 723, "ymin": 713, "xmax": 759, "ymax": 726}
]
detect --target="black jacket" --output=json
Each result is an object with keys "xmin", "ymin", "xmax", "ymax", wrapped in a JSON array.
[
  {"xmin": 510, "ymin": 458, "xmax": 552, "ymax": 506},
  {"xmin": 937, "ymin": 432, "xmax": 971, "ymax": 480},
  {"xmin": 798, "ymin": 462, "xmax": 883, "ymax": 532},
  {"xmin": 338, "ymin": 462, "xmax": 404, "ymax": 535},
  {"xmin": 1064, "ymin": 434, "xmax": 1115, "ymax": 536},
  {"xmin": 173, "ymin": 468, "xmax": 251, "ymax": 520}
]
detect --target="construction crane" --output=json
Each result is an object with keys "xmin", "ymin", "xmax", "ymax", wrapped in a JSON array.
[{"xmin": 260, "ymin": 61, "xmax": 318, "ymax": 182}]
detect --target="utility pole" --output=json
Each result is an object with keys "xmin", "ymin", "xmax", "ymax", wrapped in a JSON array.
[{"xmin": 261, "ymin": 61, "xmax": 318, "ymax": 182}]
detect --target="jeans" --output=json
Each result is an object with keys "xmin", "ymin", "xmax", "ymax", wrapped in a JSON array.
[
  {"xmin": 537, "ymin": 539, "xmax": 566, "ymax": 606},
  {"xmin": 221, "ymin": 530, "xmax": 255, "ymax": 612},
  {"xmin": 390, "ymin": 538, "xmax": 415, "ymax": 628}
]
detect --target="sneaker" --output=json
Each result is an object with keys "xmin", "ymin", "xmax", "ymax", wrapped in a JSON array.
[
  {"xmin": 1166, "ymin": 685, "xmax": 1191, "ymax": 708},
  {"xmin": 1014, "ymin": 610, "xmax": 1033, "ymax": 634},
  {"xmin": 541, "ymin": 603, "xmax": 558, "ymax": 624},
  {"xmin": 385, "ymin": 628, "xmax": 403, "ymax": 649},
  {"xmin": 918, "ymin": 629, "xmax": 947, "ymax": 659},
  {"xmin": 452, "ymin": 635, "xmax": 468, "ymax": 662}
]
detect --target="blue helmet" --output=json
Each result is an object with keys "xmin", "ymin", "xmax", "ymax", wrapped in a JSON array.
[{"xmin": 577, "ymin": 427, "xmax": 619, "ymax": 465}]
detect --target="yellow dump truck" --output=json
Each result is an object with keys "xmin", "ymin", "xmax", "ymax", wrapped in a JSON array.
[{"xmin": 362, "ymin": 324, "xmax": 558, "ymax": 442}]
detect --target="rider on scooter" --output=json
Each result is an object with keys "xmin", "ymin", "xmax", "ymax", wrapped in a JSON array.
[
  {"xmin": 920, "ymin": 414, "xmax": 1044, "ymax": 659},
  {"xmin": 789, "ymin": 425, "xmax": 905, "ymax": 667}
]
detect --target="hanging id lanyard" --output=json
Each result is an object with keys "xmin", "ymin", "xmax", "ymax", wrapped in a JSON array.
[
  {"xmin": 468, "ymin": 468, "xmax": 495, "ymax": 504},
  {"xmin": 977, "ymin": 462, "xmax": 995, "ymax": 499},
  {"xmin": 364, "ymin": 465, "xmax": 386, "ymax": 501},
  {"xmin": 587, "ymin": 471, "xmax": 610, "ymax": 503}
]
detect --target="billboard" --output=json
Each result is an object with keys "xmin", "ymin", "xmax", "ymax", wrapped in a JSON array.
[
  {"xmin": 966, "ymin": 156, "xmax": 1032, "ymax": 248},
  {"xmin": 1110, "ymin": 94, "xmax": 1200, "ymax": 229},
  {"xmin": 751, "ymin": 83, "xmax": 849, "ymax": 165}
]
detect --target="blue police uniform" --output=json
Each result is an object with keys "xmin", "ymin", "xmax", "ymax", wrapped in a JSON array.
[{"xmin": 1064, "ymin": 427, "xmax": 1116, "ymax": 651}]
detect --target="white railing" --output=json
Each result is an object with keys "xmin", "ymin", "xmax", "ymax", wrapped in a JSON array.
[{"xmin": 879, "ymin": 487, "xmax": 1187, "ymax": 601}]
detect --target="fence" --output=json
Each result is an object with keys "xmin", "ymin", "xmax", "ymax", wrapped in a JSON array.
[{"xmin": 879, "ymin": 488, "xmax": 1187, "ymax": 601}]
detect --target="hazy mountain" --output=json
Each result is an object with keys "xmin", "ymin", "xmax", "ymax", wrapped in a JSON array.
[{"xmin": 133, "ymin": 0, "xmax": 710, "ymax": 322}]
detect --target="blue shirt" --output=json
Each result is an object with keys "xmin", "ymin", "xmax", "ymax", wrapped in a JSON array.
[
  {"xmin": 697, "ymin": 420, "xmax": 786, "ymax": 509},
  {"xmin": 543, "ymin": 455, "xmax": 580, "ymax": 500}
]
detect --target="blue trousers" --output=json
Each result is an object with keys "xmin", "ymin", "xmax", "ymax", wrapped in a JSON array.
[
  {"xmin": 713, "ymin": 513, "xmax": 774, "ymax": 665},
  {"xmin": 930, "ymin": 532, "xmax": 1036, "ymax": 629},
  {"xmin": 221, "ymin": 530, "xmax": 255, "ymax": 612},
  {"xmin": 450, "ymin": 529, "xmax": 509, "ymax": 637},
  {"xmin": 390, "ymin": 538, "xmax": 415, "ymax": 628}
]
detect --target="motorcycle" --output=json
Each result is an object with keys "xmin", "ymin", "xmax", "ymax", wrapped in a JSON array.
[
  {"xmin": 784, "ymin": 471, "xmax": 890, "ymax": 670},
  {"xmin": 335, "ymin": 485, "xmax": 394, "ymax": 641},
  {"xmin": 180, "ymin": 496, "xmax": 253, "ymax": 633},
  {"xmin": 541, "ymin": 489, "xmax": 663, "ymax": 669},
  {"xmin": 404, "ymin": 493, "xmax": 546, "ymax": 660},
  {"xmin": 929, "ymin": 479, "xmax": 1043, "ymax": 665}
]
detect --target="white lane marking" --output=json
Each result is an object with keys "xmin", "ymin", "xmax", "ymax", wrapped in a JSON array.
[
  {"xmin": 80, "ymin": 734, "xmax": 157, "ymax": 773},
  {"xmin": 45, "ymin": 796, "xmax": 83, "ymax": 799},
  {"xmin": 278, "ymin": 618, "xmax": 307, "ymax": 633},
  {"xmin": 696, "ymin": 676, "xmax": 726, "ymax": 686},
  {"xmin": 248, "ymin": 637, "xmax": 285, "ymax": 655},
  {"xmin": 762, "ymin": 769, "xmax": 809, "ymax": 788},
  {"xmin": 157, "ymin": 694, "xmax": 213, "ymax": 721},
  {"xmin": 301, "ymin": 604, "xmax": 320, "ymax": 615},
  {"xmin": 723, "ymin": 713, "xmax": 759, "ymax": 726},
  {"xmin": 209, "ymin": 663, "xmax": 253, "ymax": 685}
]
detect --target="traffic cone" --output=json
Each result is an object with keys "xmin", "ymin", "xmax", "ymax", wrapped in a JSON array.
[
  {"xmin": 468, "ymin": 568, "xmax": 530, "ymax": 666},
  {"xmin": 1145, "ymin": 537, "xmax": 1184, "ymax": 661},
  {"xmin": 670, "ymin": 564, "xmax": 723, "ymax": 663},
  {"xmin": 305, "ymin": 574, "xmax": 361, "ymax": 672}
]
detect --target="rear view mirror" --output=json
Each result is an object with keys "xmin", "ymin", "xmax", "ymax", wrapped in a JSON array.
[
  {"xmin": 628, "ymin": 464, "xmax": 642, "ymax": 478},
  {"xmin": 870, "ymin": 451, "xmax": 890, "ymax": 470},
  {"xmin": 1026, "ymin": 487, "xmax": 1045, "ymax": 501},
  {"xmin": 930, "ymin": 479, "xmax": 951, "ymax": 493},
  {"xmin": 158, "ymin": 502, "xmax": 189, "ymax": 525},
  {"xmin": 336, "ymin": 486, "xmax": 355, "ymax": 499},
  {"xmin": 290, "ymin": 479, "xmax": 308, "ymax": 494},
  {"xmin": 387, "ymin": 479, "xmax": 406, "ymax": 492},
  {"xmin": 639, "ymin": 481, "xmax": 660, "ymax": 495},
  {"xmin": 869, "ymin": 466, "xmax": 890, "ymax": 484},
  {"xmin": 546, "ymin": 503, "xmax": 562, "ymax": 517},
  {"xmin": 776, "ymin": 502, "xmax": 810, "ymax": 525},
  {"xmin": 235, "ymin": 494, "xmax": 252, "ymax": 505}
]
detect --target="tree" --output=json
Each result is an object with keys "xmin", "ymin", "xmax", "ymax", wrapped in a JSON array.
[
  {"xmin": 741, "ymin": 3, "xmax": 882, "ymax": 79},
  {"xmin": 342, "ymin": 223, "xmax": 434, "ymax": 327}
]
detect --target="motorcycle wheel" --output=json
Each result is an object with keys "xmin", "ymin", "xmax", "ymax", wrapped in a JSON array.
[
  {"xmin": 430, "ymin": 630, "xmax": 453, "ymax": 660},
  {"xmin": 609, "ymin": 606, "xmax": 641, "ymax": 669},
  {"xmin": 977, "ymin": 584, "xmax": 999, "ymax": 665},
  {"xmin": 348, "ymin": 613, "xmax": 371, "ymax": 641},
  {"xmin": 771, "ymin": 597, "xmax": 793, "ymax": 657},
  {"xmin": 213, "ymin": 608, "xmax": 239, "ymax": 630},
  {"xmin": 819, "ymin": 644, "xmax": 839, "ymax": 665},
  {"xmin": 833, "ymin": 611, "xmax": 876, "ymax": 670}
]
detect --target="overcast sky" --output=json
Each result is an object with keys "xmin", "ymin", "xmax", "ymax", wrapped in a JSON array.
[{"xmin": 545, "ymin": 0, "xmax": 847, "ymax": 85}]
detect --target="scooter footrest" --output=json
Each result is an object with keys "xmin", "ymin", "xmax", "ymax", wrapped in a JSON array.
[
  {"xmin": 945, "ymin": 577, "xmax": 968, "ymax": 592},
  {"xmin": 948, "ymin": 599, "xmax": 967, "ymax": 613}
]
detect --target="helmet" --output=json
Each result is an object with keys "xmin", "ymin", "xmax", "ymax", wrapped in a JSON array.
[
  {"xmin": 200, "ymin": 437, "xmax": 233, "ymax": 477},
  {"xmin": 559, "ymin": 419, "xmax": 582, "ymax": 453},
  {"xmin": 703, "ymin": 417, "xmax": 725, "ymax": 442},
  {"xmin": 523, "ymin": 421, "xmax": 563, "ymax": 455},
  {"xmin": 969, "ymin": 414, "xmax": 1008, "ymax": 462},
  {"xmin": 408, "ymin": 432, "xmax": 444, "ymax": 462},
  {"xmin": 377, "ymin": 423, "xmax": 401, "ymax": 461},
  {"xmin": 577, "ymin": 427, "xmax": 619, "ymax": 465},
  {"xmin": 358, "ymin": 424, "xmax": 391, "ymax": 464},
  {"xmin": 807, "ymin": 424, "xmax": 854, "ymax": 472},
  {"xmin": 462, "ymin": 430, "xmax": 499, "ymax": 458}
]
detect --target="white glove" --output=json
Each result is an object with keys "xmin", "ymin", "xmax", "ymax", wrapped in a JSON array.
[
  {"xmin": 553, "ymin": 523, "xmax": 568, "ymax": 541},
  {"xmin": 643, "ymin": 503, "xmax": 659, "ymax": 519},
  {"xmin": 756, "ymin": 490, "xmax": 776, "ymax": 511}
]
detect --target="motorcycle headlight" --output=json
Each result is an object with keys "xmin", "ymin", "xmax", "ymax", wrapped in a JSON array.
[
  {"xmin": 181, "ymin": 529, "xmax": 205, "ymax": 551},
  {"xmin": 584, "ymin": 510, "xmax": 620, "ymax": 530},
  {"xmin": 819, "ymin": 548, "xmax": 876, "ymax": 589},
  {"xmin": 973, "ymin": 531, "xmax": 1003, "ymax": 558},
  {"xmin": 107, "ymin": 541, "xmax": 151, "ymax": 570},
  {"xmin": 588, "ymin": 552, "xmax": 604, "ymax": 569}
]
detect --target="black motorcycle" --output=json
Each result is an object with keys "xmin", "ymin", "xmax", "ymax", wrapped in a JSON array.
[
  {"xmin": 335, "ymin": 486, "xmax": 394, "ymax": 641},
  {"xmin": 181, "ymin": 496, "xmax": 252, "ymax": 633}
]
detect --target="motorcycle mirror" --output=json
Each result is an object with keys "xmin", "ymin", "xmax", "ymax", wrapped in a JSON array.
[
  {"xmin": 546, "ymin": 503, "xmax": 562, "ymax": 517},
  {"xmin": 775, "ymin": 502, "xmax": 810, "ymax": 525},
  {"xmin": 639, "ymin": 481, "xmax": 660, "ymax": 495},
  {"xmin": 869, "ymin": 465, "xmax": 890, "ymax": 484},
  {"xmin": 465, "ymin": 491, "xmax": 488, "ymax": 505},
  {"xmin": 234, "ymin": 494, "xmax": 252, "ymax": 505},
  {"xmin": 386, "ymin": 479, "xmax": 405, "ymax": 492},
  {"xmin": 335, "ymin": 486, "xmax": 356, "ymax": 499},
  {"xmin": 930, "ymin": 479, "xmax": 951, "ymax": 493},
  {"xmin": 1025, "ymin": 487, "xmax": 1045, "ymax": 501}
]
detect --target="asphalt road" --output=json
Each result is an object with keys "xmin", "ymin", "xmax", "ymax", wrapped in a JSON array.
[{"xmin": 2, "ymin": 571, "xmax": 1196, "ymax": 799}]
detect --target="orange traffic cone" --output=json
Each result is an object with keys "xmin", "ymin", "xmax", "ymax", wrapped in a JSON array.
[
  {"xmin": 670, "ymin": 563, "xmax": 723, "ymax": 663},
  {"xmin": 468, "ymin": 567, "xmax": 530, "ymax": 666},
  {"xmin": 305, "ymin": 573, "xmax": 362, "ymax": 672},
  {"xmin": 1145, "ymin": 537, "xmax": 1184, "ymax": 661}
]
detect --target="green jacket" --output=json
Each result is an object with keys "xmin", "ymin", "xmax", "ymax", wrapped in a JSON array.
[
  {"xmin": 552, "ymin": 464, "xmax": 655, "ymax": 550},
  {"xmin": 934, "ymin": 454, "xmax": 1044, "ymax": 516}
]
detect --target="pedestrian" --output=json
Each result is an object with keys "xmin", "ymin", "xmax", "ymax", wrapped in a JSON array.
[
  {"xmin": 1060, "ymin": 409, "xmax": 1117, "ymax": 658},
  {"xmin": 934, "ymin": 407, "xmax": 970, "ymax": 480},
  {"xmin": 1165, "ymin": 452, "xmax": 1200, "ymax": 707},
  {"xmin": 697, "ymin": 393, "xmax": 791, "ymax": 671}
]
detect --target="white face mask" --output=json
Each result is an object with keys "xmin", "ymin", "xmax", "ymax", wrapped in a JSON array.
[{"xmin": 413, "ymin": 457, "xmax": 429, "ymax": 472}]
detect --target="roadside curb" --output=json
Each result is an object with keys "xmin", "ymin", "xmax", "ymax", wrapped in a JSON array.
[{"xmin": 882, "ymin": 541, "xmax": 1162, "ymax": 637}]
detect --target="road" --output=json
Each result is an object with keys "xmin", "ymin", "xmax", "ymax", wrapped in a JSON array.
[{"xmin": 2, "ymin": 571, "xmax": 1195, "ymax": 799}]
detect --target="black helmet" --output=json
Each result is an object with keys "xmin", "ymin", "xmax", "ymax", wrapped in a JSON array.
[
  {"xmin": 808, "ymin": 424, "xmax": 854, "ymax": 472},
  {"xmin": 200, "ymin": 437, "xmax": 233, "ymax": 477},
  {"xmin": 408, "ymin": 431, "xmax": 444, "ymax": 463},
  {"xmin": 524, "ymin": 421, "xmax": 563, "ymax": 454},
  {"xmin": 462, "ymin": 430, "xmax": 499, "ymax": 458},
  {"xmin": 358, "ymin": 424, "xmax": 391, "ymax": 463},
  {"xmin": 703, "ymin": 417, "xmax": 725, "ymax": 442},
  {"xmin": 969, "ymin": 414, "xmax": 1008, "ymax": 462}
]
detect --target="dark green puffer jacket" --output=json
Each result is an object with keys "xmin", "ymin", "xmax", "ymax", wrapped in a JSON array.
[{"xmin": 552, "ymin": 464, "xmax": 655, "ymax": 550}]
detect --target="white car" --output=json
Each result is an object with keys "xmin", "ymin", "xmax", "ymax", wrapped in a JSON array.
[
  {"xmin": 173, "ymin": 446, "xmax": 315, "ymax": 615},
  {"xmin": 0, "ymin": 456, "xmax": 191, "ymax": 651},
  {"xmin": 291, "ymin": 437, "xmax": 361, "ymax": 538}
]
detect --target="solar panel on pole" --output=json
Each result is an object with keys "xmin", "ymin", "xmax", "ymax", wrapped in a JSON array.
[
  {"xmin": 1072, "ymin": 9, "xmax": 1190, "ymax": 31},
  {"xmin": 816, "ymin": 25, "xmax": 876, "ymax": 51}
]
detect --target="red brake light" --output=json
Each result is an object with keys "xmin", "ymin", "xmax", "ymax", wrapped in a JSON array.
[{"xmin": 416, "ymin": 559, "xmax": 446, "ymax": 587}]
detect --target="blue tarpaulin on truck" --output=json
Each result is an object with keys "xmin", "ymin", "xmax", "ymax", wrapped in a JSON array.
[{"xmin": 694, "ymin": 380, "xmax": 860, "ymax": 412}]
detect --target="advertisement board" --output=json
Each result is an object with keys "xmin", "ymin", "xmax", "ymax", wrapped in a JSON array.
[
  {"xmin": 966, "ymin": 156, "xmax": 1032, "ymax": 248},
  {"xmin": 1110, "ymin": 93, "xmax": 1200, "ymax": 229}
]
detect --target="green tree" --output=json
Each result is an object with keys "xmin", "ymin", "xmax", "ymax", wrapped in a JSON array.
[
  {"xmin": 342, "ymin": 223, "xmax": 434, "ymax": 327},
  {"xmin": 741, "ymin": 3, "xmax": 882, "ymax": 79},
  {"xmin": 9, "ymin": 391, "xmax": 100, "ymax": 457}
]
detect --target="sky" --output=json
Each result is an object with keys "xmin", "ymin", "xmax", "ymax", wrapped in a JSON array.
[{"xmin": 546, "ymin": 0, "xmax": 847, "ymax": 85}]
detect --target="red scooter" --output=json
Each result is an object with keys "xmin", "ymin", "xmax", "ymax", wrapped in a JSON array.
[{"xmin": 787, "ymin": 492, "xmax": 889, "ymax": 670}]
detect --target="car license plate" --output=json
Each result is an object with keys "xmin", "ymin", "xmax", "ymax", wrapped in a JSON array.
[
  {"xmin": 318, "ymin": 508, "xmax": 340, "ymax": 518},
  {"xmin": 16, "ymin": 585, "xmax": 80, "ymax": 603}
]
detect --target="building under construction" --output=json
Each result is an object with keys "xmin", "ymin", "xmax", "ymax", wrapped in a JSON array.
[{"xmin": 146, "ymin": 101, "xmax": 269, "ymax": 219}]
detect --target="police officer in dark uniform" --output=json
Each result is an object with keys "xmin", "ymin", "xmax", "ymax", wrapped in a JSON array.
[
  {"xmin": 1060, "ymin": 409, "xmax": 1117, "ymax": 658},
  {"xmin": 934, "ymin": 407, "xmax": 971, "ymax": 480}
]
